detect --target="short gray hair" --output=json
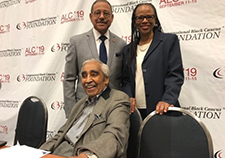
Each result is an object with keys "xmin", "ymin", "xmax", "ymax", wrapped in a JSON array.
[{"xmin": 81, "ymin": 58, "xmax": 110, "ymax": 79}]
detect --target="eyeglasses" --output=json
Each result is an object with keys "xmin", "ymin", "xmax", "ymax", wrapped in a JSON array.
[
  {"xmin": 135, "ymin": 15, "xmax": 155, "ymax": 22},
  {"xmin": 93, "ymin": 10, "xmax": 111, "ymax": 18}
]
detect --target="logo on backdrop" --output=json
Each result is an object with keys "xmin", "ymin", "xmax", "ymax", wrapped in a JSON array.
[
  {"xmin": 112, "ymin": 0, "xmax": 152, "ymax": 14},
  {"xmin": 51, "ymin": 101, "xmax": 64, "ymax": 110},
  {"xmin": 213, "ymin": 67, "xmax": 224, "ymax": 79},
  {"xmin": 61, "ymin": 10, "xmax": 84, "ymax": 24},
  {"xmin": 171, "ymin": 26, "xmax": 223, "ymax": 41},
  {"xmin": 0, "ymin": 49, "xmax": 22, "ymax": 57},
  {"xmin": 215, "ymin": 150, "xmax": 223, "ymax": 158},
  {"xmin": 0, "ymin": 0, "xmax": 20, "ymax": 8},
  {"xmin": 0, "ymin": 74, "xmax": 10, "ymax": 83},
  {"xmin": 16, "ymin": 16, "xmax": 57, "ymax": 30},
  {"xmin": 17, "ymin": 73, "xmax": 57, "ymax": 82},
  {"xmin": 25, "ymin": 45, "xmax": 45, "ymax": 56},
  {"xmin": 0, "ymin": 125, "xmax": 8, "ymax": 134},
  {"xmin": 16, "ymin": 22, "xmax": 26, "ymax": 30},
  {"xmin": 0, "ymin": 24, "xmax": 10, "ymax": 34},
  {"xmin": 182, "ymin": 106, "xmax": 225, "ymax": 120},
  {"xmin": 0, "ymin": 100, "xmax": 20, "ymax": 108},
  {"xmin": 51, "ymin": 43, "xmax": 69, "ymax": 52},
  {"xmin": 183, "ymin": 67, "xmax": 198, "ymax": 81},
  {"xmin": 159, "ymin": 0, "xmax": 197, "ymax": 9},
  {"xmin": 17, "ymin": 74, "xmax": 26, "ymax": 82}
]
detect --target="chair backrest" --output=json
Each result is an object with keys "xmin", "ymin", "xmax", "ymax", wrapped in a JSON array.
[
  {"xmin": 137, "ymin": 107, "xmax": 213, "ymax": 158},
  {"xmin": 127, "ymin": 108, "xmax": 142, "ymax": 158},
  {"xmin": 14, "ymin": 96, "xmax": 48, "ymax": 148}
]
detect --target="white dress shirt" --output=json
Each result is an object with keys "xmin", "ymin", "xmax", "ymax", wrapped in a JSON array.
[{"xmin": 92, "ymin": 28, "xmax": 109, "ymax": 57}]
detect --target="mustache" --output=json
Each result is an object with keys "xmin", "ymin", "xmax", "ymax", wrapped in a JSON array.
[
  {"xmin": 84, "ymin": 83, "xmax": 95, "ymax": 87},
  {"xmin": 97, "ymin": 19, "xmax": 107, "ymax": 24}
]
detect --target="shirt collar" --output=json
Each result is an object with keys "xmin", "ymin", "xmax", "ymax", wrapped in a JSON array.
[
  {"xmin": 92, "ymin": 28, "xmax": 110, "ymax": 41},
  {"xmin": 85, "ymin": 86, "xmax": 108, "ymax": 105}
]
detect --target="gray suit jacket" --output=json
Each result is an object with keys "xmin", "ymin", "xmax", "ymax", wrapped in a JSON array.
[
  {"xmin": 63, "ymin": 29, "xmax": 127, "ymax": 117},
  {"xmin": 40, "ymin": 88, "xmax": 130, "ymax": 158}
]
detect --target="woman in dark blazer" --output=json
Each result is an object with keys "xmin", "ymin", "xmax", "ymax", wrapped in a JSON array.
[{"xmin": 122, "ymin": 3, "xmax": 184, "ymax": 119}]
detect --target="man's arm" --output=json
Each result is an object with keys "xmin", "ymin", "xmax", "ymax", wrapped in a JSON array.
[
  {"xmin": 63, "ymin": 37, "xmax": 78, "ymax": 118},
  {"xmin": 39, "ymin": 122, "xmax": 68, "ymax": 151}
]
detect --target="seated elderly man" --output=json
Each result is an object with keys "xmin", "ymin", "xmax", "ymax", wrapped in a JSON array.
[{"xmin": 40, "ymin": 59, "xmax": 130, "ymax": 158}]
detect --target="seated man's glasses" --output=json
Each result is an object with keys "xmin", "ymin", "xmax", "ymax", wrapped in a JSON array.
[
  {"xmin": 136, "ymin": 15, "xmax": 155, "ymax": 22},
  {"xmin": 93, "ymin": 10, "xmax": 111, "ymax": 18}
]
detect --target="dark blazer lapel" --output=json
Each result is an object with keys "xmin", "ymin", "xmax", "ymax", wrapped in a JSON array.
[
  {"xmin": 108, "ymin": 31, "xmax": 115, "ymax": 67},
  {"xmin": 131, "ymin": 56, "xmax": 136, "ymax": 75},
  {"xmin": 86, "ymin": 29, "xmax": 98, "ymax": 58},
  {"xmin": 125, "ymin": 46, "xmax": 136, "ymax": 75},
  {"xmin": 143, "ymin": 30, "xmax": 162, "ymax": 62}
]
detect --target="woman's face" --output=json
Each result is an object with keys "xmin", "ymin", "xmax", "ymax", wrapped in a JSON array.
[{"xmin": 135, "ymin": 5, "xmax": 156, "ymax": 36}]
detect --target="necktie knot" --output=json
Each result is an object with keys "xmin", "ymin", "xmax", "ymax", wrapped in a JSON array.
[{"xmin": 99, "ymin": 35, "xmax": 107, "ymax": 42}]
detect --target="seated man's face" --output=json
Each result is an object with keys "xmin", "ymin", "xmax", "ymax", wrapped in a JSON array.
[{"xmin": 81, "ymin": 61, "xmax": 109, "ymax": 97}]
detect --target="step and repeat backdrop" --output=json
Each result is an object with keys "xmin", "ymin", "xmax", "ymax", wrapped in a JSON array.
[{"xmin": 0, "ymin": 0, "xmax": 224, "ymax": 157}]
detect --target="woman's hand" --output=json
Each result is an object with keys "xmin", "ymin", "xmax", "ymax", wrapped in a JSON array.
[{"xmin": 156, "ymin": 101, "xmax": 174, "ymax": 115}]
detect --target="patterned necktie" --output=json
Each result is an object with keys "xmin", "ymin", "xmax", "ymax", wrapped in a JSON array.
[{"xmin": 99, "ymin": 35, "xmax": 107, "ymax": 64}]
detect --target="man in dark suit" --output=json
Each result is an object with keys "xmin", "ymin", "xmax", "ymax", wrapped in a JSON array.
[
  {"xmin": 63, "ymin": 0, "xmax": 126, "ymax": 118},
  {"xmin": 40, "ymin": 59, "xmax": 130, "ymax": 158}
]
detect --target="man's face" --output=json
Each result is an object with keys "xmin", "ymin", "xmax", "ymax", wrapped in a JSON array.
[
  {"xmin": 81, "ymin": 61, "xmax": 109, "ymax": 98},
  {"xmin": 89, "ymin": 1, "xmax": 114, "ymax": 35}
]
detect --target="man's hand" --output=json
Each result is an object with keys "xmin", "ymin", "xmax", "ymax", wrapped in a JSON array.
[{"xmin": 156, "ymin": 101, "xmax": 174, "ymax": 115}]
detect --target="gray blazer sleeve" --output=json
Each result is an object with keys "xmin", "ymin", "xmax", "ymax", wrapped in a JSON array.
[{"xmin": 63, "ymin": 36, "xmax": 79, "ymax": 118}]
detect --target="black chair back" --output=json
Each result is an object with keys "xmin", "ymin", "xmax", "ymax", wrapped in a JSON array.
[
  {"xmin": 137, "ymin": 107, "xmax": 213, "ymax": 158},
  {"xmin": 14, "ymin": 96, "xmax": 48, "ymax": 148},
  {"xmin": 127, "ymin": 108, "xmax": 142, "ymax": 158}
]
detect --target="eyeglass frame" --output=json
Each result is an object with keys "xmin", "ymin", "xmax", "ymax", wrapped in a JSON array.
[
  {"xmin": 135, "ymin": 15, "xmax": 155, "ymax": 22},
  {"xmin": 92, "ymin": 10, "xmax": 112, "ymax": 18}
]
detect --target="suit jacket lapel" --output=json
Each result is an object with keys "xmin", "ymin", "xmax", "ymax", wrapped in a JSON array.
[
  {"xmin": 108, "ymin": 31, "xmax": 115, "ymax": 67},
  {"xmin": 125, "ymin": 44, "xmax": 136, "ymax": 75},
  {"xmin": 131, "ymin": 57, "xmax": 136, "ymax": 75},
  {"xmin": 80, "ymin": 97, "xmax": 106, "ymax": 135},
  {"xmin": 143, "ymin": 30, "xmax": 162, "ymax": 62},
  {"xmin": 79, "ymin": 87, "xmax": 111, "ymax": 136},
  {"xmin": 86, "ymin": 29, "xmax": 98, "ymax": 58},
  {"xmin": 66, "ymin": 97, "xmax": 88, "ymax": 130},
  {"xmin": 53, "ymin": 97, "xmax": 88, "ymax": 148}
]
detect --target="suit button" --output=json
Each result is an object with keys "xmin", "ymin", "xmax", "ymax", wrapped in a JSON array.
[{"xmin": 143, "ymin": 69, "xmax": 146, "ymax": 72}]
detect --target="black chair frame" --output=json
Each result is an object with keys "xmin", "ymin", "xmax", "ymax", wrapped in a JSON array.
[{"xmin": 137, "ymin": 107, "xmax": 213, "ymax": 158}]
